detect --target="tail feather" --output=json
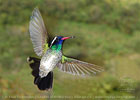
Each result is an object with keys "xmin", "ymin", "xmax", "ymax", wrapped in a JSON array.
[
  {"xmin": 27, "ymin": 57, "xmax": 40, "ymax": 77},
  {"xmin": 35, "ymin": 72, "xmax": 53, "ymax": 90},
  {"xmin": 27, "ymin": 57, "xmax": 53, "ymax": 90}
]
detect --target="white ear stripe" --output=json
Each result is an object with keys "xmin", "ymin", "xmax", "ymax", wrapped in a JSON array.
[{"xmin": 50, "ymin": 37, "xmax": 57, "ymax": 47}]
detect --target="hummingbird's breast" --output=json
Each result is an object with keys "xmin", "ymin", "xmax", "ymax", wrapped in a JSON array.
[{"xmin": 39, "ymin": 49, "xmax": 62, "ymax": 78}]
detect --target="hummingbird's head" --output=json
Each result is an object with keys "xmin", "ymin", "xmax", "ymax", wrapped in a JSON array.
[{"xmin": 50, "ymin": 36, "xmax": 75, "ymax": 50}]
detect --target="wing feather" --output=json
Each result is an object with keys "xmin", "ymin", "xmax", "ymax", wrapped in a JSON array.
[
  {"xmin": 29, "ymin": 8, "xmax": 49, "ymax": 56},
  {"xmin": 57, "ymin": 56, "xmax": 104, "ymax": 76},
  {"xmin": 70, "ymin": 64, "xmax": 75, "ymax": 75},
  {"xmin": 71, "ymin": 64, "xmax": 79, "ymax": 75}
]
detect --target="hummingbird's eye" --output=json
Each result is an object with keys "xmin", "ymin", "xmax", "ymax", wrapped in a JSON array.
[{"xmin": 56, "ymin": 38, "xmax": 59, "ymax": 41}]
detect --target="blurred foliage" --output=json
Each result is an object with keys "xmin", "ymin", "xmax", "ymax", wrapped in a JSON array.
[
  {"xmin": 0, "ymin": 0, "xmax": 140, "ymax": 100},
  {"xmin": 1, "ymin": 0, "xmax": 140, "ymax": 34}
]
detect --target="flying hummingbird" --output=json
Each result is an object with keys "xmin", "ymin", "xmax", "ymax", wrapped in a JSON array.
[{"xmin": 27, "ymin": 8, "xmax": 104, "ymax": 91}]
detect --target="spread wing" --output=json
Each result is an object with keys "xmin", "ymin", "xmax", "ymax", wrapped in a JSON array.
[
  {"xmin": 29, "ymin": 8, "xmax": 49, "ymax": 56},
  {"xmin": 57, "ymin": 56, "xmax": 104, "ymax": 76}
]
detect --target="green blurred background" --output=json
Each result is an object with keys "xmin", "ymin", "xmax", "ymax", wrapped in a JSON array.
[{"xmin": 0, "ymin": 0, "xmax": 140, "ymax": 100}]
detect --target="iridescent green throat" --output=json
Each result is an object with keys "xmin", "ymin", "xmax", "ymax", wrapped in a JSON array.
[{"xmin": 51, "ymin": 44, "xmax": 62, "ymax": 51}]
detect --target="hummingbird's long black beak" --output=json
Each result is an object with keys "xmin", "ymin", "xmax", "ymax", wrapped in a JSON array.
[{"xmin": 61, "ymin": 36, "xmax": 75, "ymax": 40}]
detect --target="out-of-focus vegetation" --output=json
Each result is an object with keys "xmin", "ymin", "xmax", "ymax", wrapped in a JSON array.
[{"xmin": 0, "ymin": 0, "xmax": 140, "ymax": 100}]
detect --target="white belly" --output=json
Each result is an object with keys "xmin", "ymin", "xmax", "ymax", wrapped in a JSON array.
[
  {"xmin": 39, "ymin": 49, "xmax": 62, "ymax": 77},
  {"xmin": 41, "ymin": 55, "xmax": 58, "ymax": 71}
]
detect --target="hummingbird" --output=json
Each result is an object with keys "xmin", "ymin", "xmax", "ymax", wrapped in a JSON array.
[{"xmin": 27, "ymin": 8, "xmax": 104, "ymax": 91}]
